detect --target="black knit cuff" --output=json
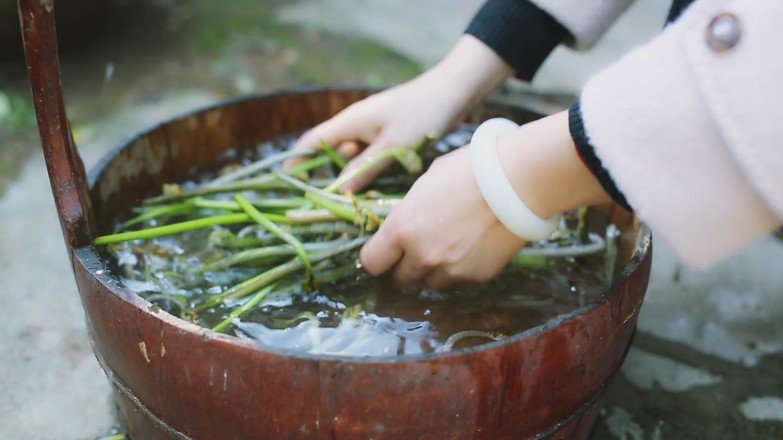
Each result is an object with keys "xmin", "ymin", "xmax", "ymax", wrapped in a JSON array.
[
  {"xmin": 465, "ymin": 0, "xmax": 570, "ymax": 81},
  {"xmin": 569, "ymin": 100, "xmax": 633, "ymax": 212}
]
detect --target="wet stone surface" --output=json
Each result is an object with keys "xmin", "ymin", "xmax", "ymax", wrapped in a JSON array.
[{"xmin": 591, "ymin": 236, "xmax": 783, "ymax": 439}]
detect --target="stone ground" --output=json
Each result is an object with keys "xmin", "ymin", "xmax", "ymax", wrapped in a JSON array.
[{"xmin": 1, "ymin": 1, "xmax": 782, "ymax": 439}]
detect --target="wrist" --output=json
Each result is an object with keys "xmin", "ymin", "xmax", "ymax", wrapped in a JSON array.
[
  {"xmin": 496, "ymin": 111, "xmax": 612, "ymax": 219},
  {"xmin": 429, "ymin": 35, "xmax": 513, "ymax": 110},
  {"xmin": 470, "ymin": 118, "xmax": 561, "ymax": 241}
]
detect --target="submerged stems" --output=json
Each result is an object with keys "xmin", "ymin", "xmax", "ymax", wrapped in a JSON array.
[
  {"xmin": 191, "ymin": 197, "xmax": 306, "ymax": 212},
  {"xmin": 197, "ymin": 239, "xmax": 350, "ymax": 273},
  {"xmin": 121, "ymin": 203, "xmax": 195, "ymax": 228},
  {"xmin": 234, "ymin": 194, "xmax": 313, "ymax": 284},
  {"xmin": 320, "ymin": 140, "xmax": 347, "ymax": 169},
  {"xmin": 212, "ymin": 284, "xmax": 276, "ymax": 333},
  {"xmin": 286, "ymin": 155, "xmax": 331, "ymax": 177},
  {"xmin": 95, "ymin": 213, "xmax": 252, "ymax": 245},
  {"xmin": 304, "ymin": 192, "xmax": 356, "ymax": 223},
  {"xmin": 96, "ymin": 209, "xmax": 294, "ymax": 245},
  {"xmin": 206, "ymin": 148, "xmax": 315, "ymax": 186},
  {"xmin": 144, "ymin": 174, "xmax": 286, "ymax": 205},
  {"xmin": 193, "ymin": 236, "xmax": 369, "ymax": 312},
  {"xmin": 121, "ymin": 198, "xmax": 302, "ymax": 230},
  {"xmin": 324, "ymin": 146, "xmax": 421, "ymax": 193},
  {"xmin": 274, "ymin": 170, "xmax": 348, "ymax": 204}
]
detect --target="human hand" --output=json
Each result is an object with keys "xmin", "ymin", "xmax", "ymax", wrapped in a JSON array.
[
  {"xmin": 359, "ymin": 145, "xmax": 526, "ymax": 289},
  {"xmin": 288, "ymin": 35, "xmax": 513, "ymax": 192},
  {"xmin": 290, "ymin": 76, "xmax": 465, "ymax": 192},
  {"xmin": 358, "ymin": 110, "xmax": 613, "ymax": 289}
]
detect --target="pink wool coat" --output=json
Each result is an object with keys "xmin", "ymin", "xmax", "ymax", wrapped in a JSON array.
[{"xmin": 533, "ymin": 0, "xmax": 782, "ymax": 268}]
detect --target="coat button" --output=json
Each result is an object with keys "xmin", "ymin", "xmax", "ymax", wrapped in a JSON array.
[{"xmin": 706, "ymin": 13, "xmax": 741, "ymax": 52}]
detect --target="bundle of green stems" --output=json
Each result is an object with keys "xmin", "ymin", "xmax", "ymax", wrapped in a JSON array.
[
  {"xmin": 96, "ymin": 141, "xmax": 428, "ymax": 333},
  {"xmin": 95, "ymin": 138, "xmax": 607, "ymax": 336}
]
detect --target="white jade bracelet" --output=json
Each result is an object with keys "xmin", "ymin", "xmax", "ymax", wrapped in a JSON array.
[{"xmin": 469, "ymin": 118, "xmax": 561, "ymax": 241}]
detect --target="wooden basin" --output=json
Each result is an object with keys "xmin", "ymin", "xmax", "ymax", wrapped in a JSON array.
[
  {"xmin": 70, "ymin": 89, "xmax": 652, "ymax": 439},
  {"xmin": 18, "ymin": 2, "xmax": 650, "ymax": 437}
]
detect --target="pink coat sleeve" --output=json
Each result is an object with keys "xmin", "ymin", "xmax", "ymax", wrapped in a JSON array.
[
  {"xmin": 529, "ymin": 0, "xmax": 636, "ymax": 49},
  {"xmin": 577, "ymin": 0, "xmax": 782, "ymax": 268}
]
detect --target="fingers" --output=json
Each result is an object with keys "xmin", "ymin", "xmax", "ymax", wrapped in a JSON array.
[
  {"xmin": 296, "ymin": 105, "xmax": 375, "ymax": 151},
  {"xmin": 390, "ymin": 250, "xmax": 430, "ymax": 285},
  {"xmin": 359, "ymin": 221, "xmax": 404, "ymax": 276},
  {"xmin": 337, "ymin": 138, "xmax": 397, "ymax": 193},
  {"xmin": 361, "ymin": 217, "xmax": 524, "ymax": 290},
  {"xmin": 285, "ymin": 104, "xmax": 377, "ymax": 169},
  {"xmin": 337, "ymin": 140, "xmax": 361, "ymax": 158},
  {"xmin": 361, "ymin": 215, "xmax": 433, "ymax": 285}
]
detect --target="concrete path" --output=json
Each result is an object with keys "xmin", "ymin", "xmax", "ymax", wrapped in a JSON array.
[{"xmin": 0, "ymin": 93, "xmax": 219, "ymax": 439}]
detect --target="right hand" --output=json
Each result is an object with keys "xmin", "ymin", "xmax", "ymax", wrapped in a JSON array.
[
  {"xmin": 359, "ymin": 144, "xmax": 526, "ymax": 289},
  {"xmin": 359, "ymin": 110, "xmax": 613, "ymax": 289}
]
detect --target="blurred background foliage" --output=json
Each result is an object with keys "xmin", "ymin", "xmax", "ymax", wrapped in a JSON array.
[{"xmin": 0, "ymin": 0, "xmax": 421, "ymax": 194}]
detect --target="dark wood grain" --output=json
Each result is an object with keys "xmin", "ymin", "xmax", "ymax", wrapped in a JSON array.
[
  {"xmin": 79, "ymin": 90, "xmax": 652, "ymax": 439},
  {"xmin": 18, "ymin": 0, "xmax": 95, "ymax": 248}
]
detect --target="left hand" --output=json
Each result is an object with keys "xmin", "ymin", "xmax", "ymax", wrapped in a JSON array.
[{"xmin": 359, "ymin": 145, "xmax": 526, "ymax": 290}]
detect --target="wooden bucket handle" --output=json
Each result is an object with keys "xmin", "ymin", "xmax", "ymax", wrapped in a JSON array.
[{"xmin": 18, "ymin": 0, "xmax": 96, "ymax": 249}]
